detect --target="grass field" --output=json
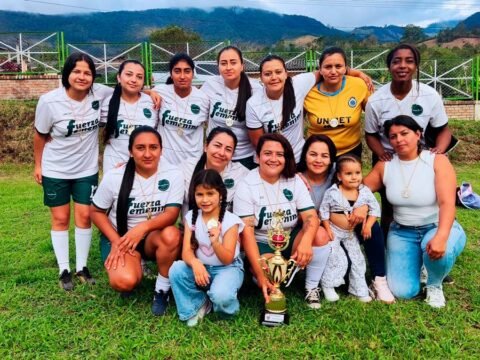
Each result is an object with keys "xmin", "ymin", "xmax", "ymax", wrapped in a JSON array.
[{"xmin": 0, "ymin": 162, "xmax": 479, "ymax": 359}]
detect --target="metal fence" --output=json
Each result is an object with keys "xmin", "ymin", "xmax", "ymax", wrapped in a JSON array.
[{"xmin": 1, "ymin": 32, "xmax": 479, "ymax": 100}]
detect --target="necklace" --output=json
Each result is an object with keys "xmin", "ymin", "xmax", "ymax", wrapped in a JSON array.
[
  {"xmin": 325, "ymin": 93, "xmax": 340, "ymax": 128},
  {"xmin": 260, "ymin": 177, "xmax": 284, "ymax": 224},
  {"xmin": 173, "ymin": 89, "xmax": 191, "ymax": 136},
  {"xmin": 136, "ymin": 170, "xmax": 159, "ymax": 220},
  {"xmin": 265, "ymin": 92, "xmax": 283, "ymax": 134},
  {"xmin": 122, "ymin": 97, "xmax": 140, "ymax": 135},
  {"xmin": 67, "ymin": 94, "xmax": 89, "ymax": 142},
  {"xmin": 398, "ymin": 156, "xmax": 420, "ymax": 198},
  {"xmin": 223, "ymin": 85, "xmax": 235, "ymax": 127}
]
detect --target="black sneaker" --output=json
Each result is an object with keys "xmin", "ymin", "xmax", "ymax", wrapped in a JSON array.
[
  {"xmin": 305, "ymin": 287, "xmax": 321, "ymax": 309},
  {"xmin": 59, "ymin": 270, "xmax": 74, "ymax": 291},
  {"xmin": 443, "ymin": 275, "xmax": 454, "ymax": 285},
  {"xmin": 75, "ymin": 266, "xmax": 96, "ymax": 285},
  {"xmin": 152, "ymin": 290, "xmax": 169, "ymax": 316}
]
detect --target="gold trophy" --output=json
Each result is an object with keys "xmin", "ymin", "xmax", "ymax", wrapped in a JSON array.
[{"xmin": 258, "ymin": 210, "xmax": 297, "ymax": 326}]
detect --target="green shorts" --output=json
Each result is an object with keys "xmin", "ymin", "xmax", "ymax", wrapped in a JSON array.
[
  {"xmin": 100, "ymin": 233, "xmax": 150, "ymax": 263},
  {"xmin": 42, "ymin": 173, "xmax": 98, "ymax": 207},
  {"xmin": 257, "ymin": 224, "xmax": 301, "ymax": 258}
]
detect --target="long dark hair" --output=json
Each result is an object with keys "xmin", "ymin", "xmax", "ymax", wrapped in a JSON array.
[
  {"xmin": 386, "ymin": 43, "xmax": 421, "ymax": 90},
  {"xmin": 383, "ymin": 115, "xmax": 424, "ymax": 154},
  {"xmin": 188, "ymin": 169, "xmax": 228, "ymax": 251},
  {"xmin": 62, "ymin": 52, "xmax": 96, "ymax": 91},
  {"xmin": 259, "ymin": 55, "xmax": 295, "ymax": 131},
  {"xmin": 256, "ymin": 133, "xmax": 296, "ymax": 179},
  {"xmin": 193, "ymin": 126, "xmax": 238, "ymax": 176},
  {"xmin": 217, "ymin": 46, "xmax": 252, "ymax": 122},
  {"xmin": 116, "ymin": 126, "xmax": 162, "ymax": 236},
  {"xmin": 297, "ymin": 135, "xmax": 337, "ymax": 174},
  {"xmin": 166, "ymin": 53, "xmax": 195, "ymax": 85},
  {"xmin": 103, "ymin": 60, "xmax": 145, "ymax": 144},
  {"xmin": 334, "ymin": 154, "xmax": 362, "ymax": 186}
]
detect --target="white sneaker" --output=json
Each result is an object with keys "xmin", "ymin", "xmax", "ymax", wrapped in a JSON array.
[
  {"xmin": 372, "ymin": 276, "xmax": 395, "ymax": 304},
  {"xmin": 186, "ymin": 299, "xmax": 212, "ymax": 327},
  {"xmin": 425, "ymin": 285, "xmax": 446, "ymax": 308},
  {"xmin": 322, "ymin": 286, "xmax": 340, "ymax": 302},
  {"xmin": 305, "ymin": 288, "xmax": 321, "ymax": 309},
  {"xmin": 357, "ymin": 295, "xmax": 373, "ymax": 303}
]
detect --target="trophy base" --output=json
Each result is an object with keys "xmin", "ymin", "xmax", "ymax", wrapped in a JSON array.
[{"xmin": 260, "ymin": 309, "xmax": 290, "ymax": 327}]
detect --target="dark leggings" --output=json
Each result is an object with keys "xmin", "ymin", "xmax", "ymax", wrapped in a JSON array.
[{"xmin": 354, "ymin": 222, "xmax": 386, "ymax": 277}]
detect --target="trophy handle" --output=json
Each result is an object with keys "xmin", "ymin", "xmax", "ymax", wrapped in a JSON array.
[{"xmin": 282, "ymin": 258, "xmax": 297, "ymax": 284}]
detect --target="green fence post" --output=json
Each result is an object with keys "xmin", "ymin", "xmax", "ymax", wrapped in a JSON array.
[{"xmin": 476, "ymin": 56, "xmax": 479, "ymax": 101}]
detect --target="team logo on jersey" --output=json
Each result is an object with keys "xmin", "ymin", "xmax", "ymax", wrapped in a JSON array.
[
  {"xmin": 348, "ymin": 97, "xmax": 357, "ymax": 108},
  {"xmin": 224, "ymin": 178, "xmax": 234, "ymax": 189},
  {"xmin": 411, "ymin": 104, "xmax": 423, "ymax": 116},
  {"xmin": 191, "ymin": 104, "xmax": 200, "ymax": 114},
  {"xmin": 158, "ymin": 179, "xmax": 170, "ymax": 191},
  {"xmin": 283, "ymin": 189, "xmax": 293, "ymax": 201},
  {"xmin": 143, "ymin": 108, "xmax": 152, "ymax": 118},
  {"xmin": 91, "ymin": 100, "xmax": 99, "ymax": 110}
]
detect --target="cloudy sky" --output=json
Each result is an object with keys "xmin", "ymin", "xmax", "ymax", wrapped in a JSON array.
[{"xmin": 6, "ymin": 0, "xmax": 480, "ymax": 29}]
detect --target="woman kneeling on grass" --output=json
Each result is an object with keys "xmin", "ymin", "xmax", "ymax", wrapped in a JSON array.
[
  {"xmin": 364, "ymin": 115, "xmax": 466, "ymax": 308},
  {"xmin": 169, "ymin": 169, "xmax": 244, "ymax": 326},
  {"xmin": 90, "ymin": 126, "xmax": 184, "ymax": 315}
]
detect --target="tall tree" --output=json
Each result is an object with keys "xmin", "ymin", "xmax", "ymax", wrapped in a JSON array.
[
  {"xmin": 401, "ymin": 24, "xmax": 427, "ymax": 43},
  {"xmin": 149, "ymin": 25, "xmax": 202, "ymax": 43}
]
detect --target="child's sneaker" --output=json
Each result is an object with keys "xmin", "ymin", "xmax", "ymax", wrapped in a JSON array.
[
  {"xmin": 186, "ymin": 299, "xmax": 212, "ymax": 327},
  {"xmin": 425, "ymin": 285, "xmax": 446, "ymax": 308},
  {"xmin": 322, "ymin": 286, "xmax": 340, "ymax": 302},
  {"xmin": 356, "ymin": 295, "xmax": 373, "ymax": 303},
  {"xmin": 371, "ymin": 276, "xmax": 395, "ymax": 304},
  {"xmin": 305, "ymin": 288, "xmax": 321, "ymax": 309}
]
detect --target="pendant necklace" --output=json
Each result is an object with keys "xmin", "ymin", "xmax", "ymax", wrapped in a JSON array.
[
  {"xmin": 136, "ymin": 170, "xmax": 159, "ymax": 220},
  {"xmin": 223, "ymin": 85, "xmax": 235, "ymax": 127},
  {"xmin": 399, "ymin": 156, "xmax": 420, "ymax": 198},
  {"xmin": 174, "ymin": 89, "xmax": 190, "ymax": 137},
  {"xmin": 122, "ymin": 97, "xmax": 140, "ymax": 135}
]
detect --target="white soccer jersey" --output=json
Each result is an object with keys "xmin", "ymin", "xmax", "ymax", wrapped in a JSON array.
[
  {"xmin": 35, "ymin": 84, "xmax": 113, "ymax": 179},
  {"xmin": 181, "ymin": 158, "xmax": 250, "ymax": 216},
  {"xmin": 92, "ymin": 159, "xmax": 184, "ymax": 231},
  {"xmin": 185, "ymin": 209, "xmax": 244, "ymax": 266},
  {"xmin": 153, "ymin": 85, "xmax": 209, "ymax": 165},
  {"xmin": 233, "ymin": 169, "xmax": 315, "ymax": 245},
  {"xmin": 246, "ymin": 72, "xmax": 316, "ymax": 163},
  {"xmin": 202, "ymin": 75, "xmax": 263, "ymax": 160},
  {"xmin": 100, "ymin": 93, "xmax": 159, "ymax": 173},
  {"xmin": 365, "ymin": 81, "xmax": 448, "ymax": 151}
]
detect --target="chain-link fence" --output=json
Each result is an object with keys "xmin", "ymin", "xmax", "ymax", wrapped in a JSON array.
[
  {"xmin": 1, "ymin": 33, "xmax": 478, "ymax": 100},
  {"xmin": 0, "ymin": 32, "xmax": 64, "ymax": 74}
]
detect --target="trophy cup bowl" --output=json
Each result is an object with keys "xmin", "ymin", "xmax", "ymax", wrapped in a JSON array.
[{"xmin": 258, "ymin": 211, "xmax": 297, "ymax": 326}]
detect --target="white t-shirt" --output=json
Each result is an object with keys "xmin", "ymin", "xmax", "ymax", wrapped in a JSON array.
[
  {"xmin": 181, "ymin": 158, "xmax": 250, "ymax": 216},
  {"xmin": 153, "ymin": 85, "xmax": 209, "ymax": 165},
  {"xmin": 202, "ymin": 75, "xmax": 263, "ymax": 160},
  {"xmin": 92, "ymin": 159, "xmax": 184, "ymax": 231},
  {"xmin": 246, "ymin": 72, "xmax": 316, "ymax": 162},
  {"xmin": 185, "ymin": 209, "xmax": 244, "ymax": 266},
  {"xmin": 233, "ymin": 168, "xmax": 315, "ymax": 245},
  {"xmin": 365, "ymin": 81, "xmax": 448, "ymax": 151},
  {"xmin": 35, "ymin": 84, "xmax": 113, "ymax": 179},
  {"xmin": 100, "ymin": 93, "xmax": 159, "ymax": 173}
]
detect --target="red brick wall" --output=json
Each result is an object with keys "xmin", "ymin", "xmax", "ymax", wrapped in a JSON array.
[
  {"xmin": 444, "ymin": 100, "xmax": 477, "ymax": 121},
  {"xmin": 0, "ymin": 75, "xmax": 61, "ymax": 100}
]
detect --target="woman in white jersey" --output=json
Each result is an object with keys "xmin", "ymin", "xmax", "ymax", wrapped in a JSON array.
[
  {"xmin": 364, "ymin": 115, "xmax": 466, "ymax": 308},
  {"xmin": 101, "ymin": 60, "xmax": 159, "ymax": 173},
  {"xmin": 34, "ymin": 53, "xmax": 113, "ymax": 291},
  {"xmin": 91, "ymin": 126, "xmax": 184, "ymax": 316},
  {"xmin": 234, "ymin": 133, "xmax": 324, "ymax": 308},
  {"xmin": 153, "ymin": 53, "xmax": 209, "ymax": 165},
  {"xmin": 202, "ymin": 46, "xmax": 262, "ymax": 169},
  {"xmin": 182, "ymin": 126, "xmax": 249, "ymax": 216}
]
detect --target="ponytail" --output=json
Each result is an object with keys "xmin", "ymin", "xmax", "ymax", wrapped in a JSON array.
[
  {"xmin": 281, "ymin": 76, "xmax": 295, "ymax": 130},
  {"xmin": 235, "ymin": 71, "xmax": 252, "ymax": 122},
  {"xmin": 116, "ymin": 157, "xmax": 136, "ymax": 236},
  {"xmin": 103, "ymin": 83, "xmax": 122, "ymax": 144}
]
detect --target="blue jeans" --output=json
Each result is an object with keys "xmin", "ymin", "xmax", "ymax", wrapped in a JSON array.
[
  {"xmin": 386, "ymin": 221, "xmax": 466, "ymax": 299},
  {"xmin": 169, "ymin": 257, "xmax": 244, "ymax": 321}
]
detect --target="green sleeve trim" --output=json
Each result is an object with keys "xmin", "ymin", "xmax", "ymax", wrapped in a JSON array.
[
  {"xmin": 239, "ymin": 214, "xmax": 254, "ymax": 218},
  {"xmin": 165, "ymin": 203, "xmax": 182, "ymax": 208},
  {"xmin": 298, "ymin": 206, "xmax": 315, "ymax": 212}
]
